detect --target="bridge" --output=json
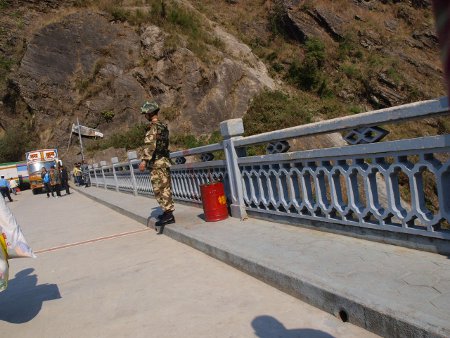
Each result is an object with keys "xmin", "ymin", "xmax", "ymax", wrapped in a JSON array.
[
  {"xmin": 84, "ymin": 98, "xmax": 450, "ymax": 337},
  {"xmin": 2, "ymin": 98, "xmax": 447, "ymax": 337}
]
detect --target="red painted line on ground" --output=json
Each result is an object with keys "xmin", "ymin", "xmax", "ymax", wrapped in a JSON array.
[{"xmin": 35, "ymin": 228, "xmax": 151, "ymax": 254}]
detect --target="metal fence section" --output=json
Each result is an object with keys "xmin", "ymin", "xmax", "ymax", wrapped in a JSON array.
[
  {"xmin": 239, "ymin": 136, "xmax": 449, "ymax": 238},
  {"xmin": 171, "ymin": 162, "xmax": 228, "ymax": 204},
  {"xmin": 87, "ymin": 97, "xmax": 450, "ymax": 241}
]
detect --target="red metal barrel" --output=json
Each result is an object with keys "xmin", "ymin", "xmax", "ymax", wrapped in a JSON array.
[{"xmin": 200, "ymin": 182, "xmax": 229, "ymax": 222}]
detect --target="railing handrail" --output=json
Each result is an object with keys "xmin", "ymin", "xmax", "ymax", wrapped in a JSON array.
[
  {"xmin": 238, "ymin": 134, "xmax": 450, "ymax": 164},
  {"xmin": 234, "ymin": 97, "xmax": 449, "ymax": 147}
]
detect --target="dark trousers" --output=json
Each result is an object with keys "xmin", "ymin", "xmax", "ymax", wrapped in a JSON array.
[
  {"xmin": 0, "ymin": 187, "xmax": 12, "ymax": 202},
  {"xmin": 61, "ymin": 180, "xmax": 70, "ymax": 194},
  {"xmin": 44, "ymin": 183, "xmax": 53, "ymax": 197},
  {"xmin": 53, "ymin": 184, "xmax": 62, "ymax": 197}
]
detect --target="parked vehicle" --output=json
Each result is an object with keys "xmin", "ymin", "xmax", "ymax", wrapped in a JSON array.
[
  {"xmin": 0, "ymin": 161, "xmax": 29, "ymax": 190},
  {"xmin": 25, "ymin": 149, "xmax": 59, "ymax": 195}
]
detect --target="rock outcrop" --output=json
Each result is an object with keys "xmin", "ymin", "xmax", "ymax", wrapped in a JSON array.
[{"xmin": 7, "ymin": 7, "xmax": 274, "ymax": 156}]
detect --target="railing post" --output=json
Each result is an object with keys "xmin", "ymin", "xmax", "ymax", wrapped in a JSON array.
[
  {"xmin": 93, "ymin": 163, "xmax": 99, "ymax": 187},
  {"xmin": 111, "ymin": 157, "xmax": 119, "ymax": 192},
  {"xmin": 220, "ymin": 118, "xmax": 248, "ymax": 220},
  {"xmin": 127, "ymin": 151, "xmax": 138, "ymax": 196},
  {"xmin": 100, "ymin": 161, "xmax": 107, "ymax": 189},
  {"xmin": 87, "ymin": 165, "xmax": 93, "ymax": 186}
]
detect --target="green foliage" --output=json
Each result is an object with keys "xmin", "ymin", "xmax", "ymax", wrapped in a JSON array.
[
  {"xmin": 386, "ymin": 66, "xmax": 401, "ymax": 84},
  {"xmin": 243, "ymin": 90, "xmax": 312, "ymax": 136},
  {"xmin": 0, "ymin": 124, "xmax": 35, "ymax": 162},
  {"xmin": 304, "ymin": 38, "xmax": 325, "ymax": 67},
  {"xmin": 340, "ymin": 64, "xmax": 360, "ymax": 79},
  {"xmin": 349, "ymin": 105, "xmax": 362, "ymax": 114},
  {"xmin": 436, "ymin": 117, "xmax": 450, "ymax": 135},
  {"xmin": 337, "ymin": 34, "xmax": 363, "ymax": 61},
  {"xmin": 0, "ymin": 0, "xmax": 9, "ymax": 9},
  {"xmin": 109, "ymin": 6, "xmax": 130, "ymax": 22},
  {"xmin": 75, "ymin": 77, "xmax": 90, "ymax": 92},
  {"xmin": 287, "ymin": 38, "xmax": 326, "ymax": 91},
  {"xmin": 317, "ymin": 79, "xmax": 333, "ymax": 98},
  {"xmin": 0, "ymin": 56, "xmax": 14, "ymax": 89},
  {"xmin": 268, "ymin": 1, "xmax": 287, "ymax": 37},
  {"xmin": 266, "ymin": 51, "xmax": 277, "ymax": 62},
  {"xmin": 101, "ymin": 110, "xmax": 115, "ymax": 122},
  {"xmin": 73, "ymin": 0, "xmax": 91, "ymax": 7},
  {"xmin": 288, "ymin": 58, "xmax": 320, "ymax": 91},
  {"xmin": 271, "ymin": 62, "xmax": 284, "ymax": 73},
  {"xmin": 0, "ymin": 56, "xmax": 13, "ymax": 73}
]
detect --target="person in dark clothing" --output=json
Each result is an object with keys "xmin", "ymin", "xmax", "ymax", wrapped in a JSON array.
[
  {"xmin": 49, "ymin": 166, "xmax": 61, "ymax": 197},
  {"xmin": 41, "ymin": 168, "xmax": 52, "ymax": 197},
  {"xmin": 0, "ymin": 176, "xmax": 13, "ymax": 202},
  {"xmin": 59, "ymin": 165, "xmax": 70, "ymax": 195}
]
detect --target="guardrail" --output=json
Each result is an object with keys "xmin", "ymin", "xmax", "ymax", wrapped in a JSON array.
[{"xmin": 88, "ymin": 97, "xmax": 450, "ymax": 243}]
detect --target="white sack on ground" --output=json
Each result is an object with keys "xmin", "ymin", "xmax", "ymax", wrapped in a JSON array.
[
  {"xmin": 0, "ymin": 242, "xmax": 8, "ymax": 291},
  {"xmin": 0, "ymin": 198, "xmax": 35, "ymax": 259}
]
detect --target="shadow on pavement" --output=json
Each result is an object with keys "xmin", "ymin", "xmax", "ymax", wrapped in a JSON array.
[
  {"xmin": 0, "ymin": 268, "xmax": 61, "ymax": 323},
  {"xmin": 147, "ymin": 207, "xmax": 162, "ymax": 228},
  {"xmin": 252, "ymin": 315, "xmax": 336, "ymax": 338}
]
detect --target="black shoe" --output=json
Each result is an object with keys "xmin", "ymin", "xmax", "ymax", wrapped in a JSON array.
[
  {"xmin": 157, "ymin": 211, "xmax": 169, "ymax": 220},
  {"xmin": 158, "ymin": 211, "xmax": 175, "ymax": 224},
  {"xmin": 155, "ymin": 213, "xmax": 175, "ymax": 234}
]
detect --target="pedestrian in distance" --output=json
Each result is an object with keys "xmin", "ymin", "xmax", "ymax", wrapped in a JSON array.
[
  {"xmin": 41, "ymin": 168, "xmax": 52, "ymax": 197},
  {"xmin": 80, "ymin": 161, "xmax": 90, "ymax": 187},
  {"xmin": 8, "ymin": 178, "xmax": 18, "ymax": 195},
  {"xmin": 73, "ymin": 163, "xmax": 82, "ymax": 186},
  {"xmin": 49, "ymin": 166, "xmax": 62, "ymax": 198},
  {"xmin": 59, "ymin": 164, "xmax": 70, "ymax": 195},
  {"xmin": 138, "ymin": 101, "xmax": 175, "ymax": 234},
  {"xmin": 0, "ymin": 176, "xmax": 13, "ymax": 202}
]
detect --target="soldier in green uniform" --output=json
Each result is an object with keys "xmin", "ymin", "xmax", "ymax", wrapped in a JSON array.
[{"xmin": 138, "ymin": 101, "xmax": 175, "ymax": 233}]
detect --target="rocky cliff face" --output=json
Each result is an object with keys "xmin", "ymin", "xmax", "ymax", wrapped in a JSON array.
[
  {"xmin": 0, "ymin": 0, "xmax": 445, "ymax": 165},
  {"xmin": 1, "ymin": 1, "xmax": 274, "ymax": 163}
]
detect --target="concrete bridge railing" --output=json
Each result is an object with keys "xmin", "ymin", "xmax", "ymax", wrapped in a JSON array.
[{"xmin": 88, "ymin": 97, "xmax": 450, "ymax": 252}]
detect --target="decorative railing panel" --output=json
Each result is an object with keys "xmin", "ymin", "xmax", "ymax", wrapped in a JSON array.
[
  {"xmin": 171, "ymin": 161, "xmax": 228, "ymax": 204},
  {"xmin": 134, "ymin": 170, "xmax": 153, "ymax": 196},
  {"xmin": 239, "ymin": 135, "xmax": 450, "ymax": 238},
  {"xmin": 103, "ymin": 167, "xmax": 116, "ymax": 190},
  {"xmin": 115, "ymin": 163, "xmax": 135, "ymax": 194},
  {"xmin": 93, "ymin": 168, "xmax": 104, "ymax": 186}
]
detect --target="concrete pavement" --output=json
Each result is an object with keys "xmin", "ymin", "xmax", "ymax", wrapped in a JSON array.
[
  {"xmin": 73, "ymin": 185, "xmax": 450, "ymax": 338},
  {"xmin": 0, "ymin": 189, "xmax": 376, "ymax": 338}
]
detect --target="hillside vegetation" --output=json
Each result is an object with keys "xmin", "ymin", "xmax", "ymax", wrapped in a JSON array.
[{"xmin": 0, "ymin": 0, "xmax": 448, "ymax": 165}]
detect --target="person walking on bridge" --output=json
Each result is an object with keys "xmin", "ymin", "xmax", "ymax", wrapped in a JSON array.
[
  {"xmin": 138, "ymin": 101, "xmax": 175, "ymax": 234},
  {"xmin": 59, "ymin": 164, "xmax": 70, "ymax": 195},
  {"xmin": 8, "ymin": 178, "xmax": 18, "ymax": 195},
  {"xmin": 0, "ymin": 176, "xmax": 13, "ymax": 202},
  {"xmin": 49, "ymin": 166, "xmax": 62, "ymax": 198}
]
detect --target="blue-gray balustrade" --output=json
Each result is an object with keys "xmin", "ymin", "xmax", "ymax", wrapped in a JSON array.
[{"xmin": 88, "ymin": 97, "xmax": 450, "ymax": 239}]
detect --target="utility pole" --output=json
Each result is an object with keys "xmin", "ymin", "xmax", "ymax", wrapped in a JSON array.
[{"xmin": 77, "ymin": 117, "xmax": 85, "ymax": 163}]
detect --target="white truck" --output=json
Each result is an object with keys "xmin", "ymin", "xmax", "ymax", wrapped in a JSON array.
[{"xmin": 0, "ymin": 161, "xmax": 28, "ymax": 184}]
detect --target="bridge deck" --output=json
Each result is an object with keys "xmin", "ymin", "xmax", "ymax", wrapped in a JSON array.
[
  {"xmin": 1, "ymin": 189, "xmax": 375, "ymax": 338},
  {"xmin": 77, "ymin": 186, "xmax": 450, "ymax": 338}
]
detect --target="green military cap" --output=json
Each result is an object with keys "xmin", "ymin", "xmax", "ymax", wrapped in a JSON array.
[{"xmin": 141, "ymin": 101, "xmax": 160, "ymax": 114}]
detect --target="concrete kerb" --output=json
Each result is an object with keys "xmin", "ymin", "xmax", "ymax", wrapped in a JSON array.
[
  {"xmin": 73, "ymin": 187, "xmax": 448, "ymax": 338},
  {"xmin": 159, "ymin": 228, "xmax": 444, "ymax": 338}
]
